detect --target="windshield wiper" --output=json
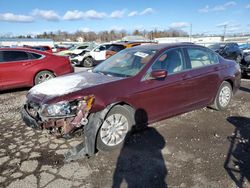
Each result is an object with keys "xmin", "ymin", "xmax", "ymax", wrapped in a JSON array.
[{"xmin": 93, "ymin": 70, "xmax": 130, "ymax": 78}]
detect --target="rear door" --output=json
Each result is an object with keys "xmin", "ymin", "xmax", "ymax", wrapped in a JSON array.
[{"xmin": 182, "ymin": 47, "xmax": 222, "ymax": 108}]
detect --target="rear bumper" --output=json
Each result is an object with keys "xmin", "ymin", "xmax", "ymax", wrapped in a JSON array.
[{"xmin": 21, "ymin": 105, "xmax": 42, "ymax": 129}]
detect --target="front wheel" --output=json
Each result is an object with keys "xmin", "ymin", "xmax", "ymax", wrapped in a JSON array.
[
  {"xmin": 97, "ymin": 105, "xmax": 134, "ymax": 151},
  {"xmin": 34, "ymin": 71, "xmax": 55, "ymax": 85},
  {"xmin": 211, "ymin": 81, "xmax": 232, "ymax": 111}
]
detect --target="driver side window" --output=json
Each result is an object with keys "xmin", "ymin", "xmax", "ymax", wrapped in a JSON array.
[{"xmin": 151, "ymin": 48, "xmax": 184, "ymax": 74}]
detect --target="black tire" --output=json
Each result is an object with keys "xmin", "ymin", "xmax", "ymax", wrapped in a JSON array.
[
  {"xmin": 34, "ymin": 71, "xmax": 55, "ymax": 85},
  {"xmin": 97, "ymin": 105, "xmax": 135, "ymax": 151},
  {"xmin": 241, "ymin": 71, "xmax": 247, "ymax": 78},
  {"xmin": 83, "ymin": 57, "xmax": 94, "ymax": 67},
  {"xmin": 211, "ymin": 81, "xmax": 232, "ymax": 111}
]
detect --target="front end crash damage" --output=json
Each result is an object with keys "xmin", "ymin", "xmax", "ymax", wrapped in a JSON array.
[
  {"xmin": 23, "ymin": 95, "xmax": 95, "ymax": 138},
  {"xmin": 21, "ymin": 71, "xmax": 125, "ymax": 161},
  {"xmin": 44, "ymin": 95, "xmax": 94, "ymax": 138},
  {"xmin": 64, "ymin": 104, "xmax": 113, "ymax": 162},
  {"xmin": 22, "ymin": 95, "xmax": 112, "ymax": 161}
]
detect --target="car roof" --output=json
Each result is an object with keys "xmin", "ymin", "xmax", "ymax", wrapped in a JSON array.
[
  {"xmin": 128, "ymin": 43, "xmax": 202, "ymax": 51},
  {"xmin": 111, "ymin": 41, "xmax": 154, "ymax": 46},
  {"xmin": 0, "ymin": 47, "xmax": 48, "ymax": 55}
]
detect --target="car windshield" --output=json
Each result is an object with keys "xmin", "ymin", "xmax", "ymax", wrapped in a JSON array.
[{"xmin": 93, "ymin": 48, "xmax": 157, "ymax": 77}]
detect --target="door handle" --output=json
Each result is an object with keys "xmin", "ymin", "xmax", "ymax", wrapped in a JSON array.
[
  {"xmin": 22, "ymin": 62, "xmax": 31, "ymax": 66},
  {"xmin": 182, "ymin": 74, "xmax": 191, "ymax": 80}
]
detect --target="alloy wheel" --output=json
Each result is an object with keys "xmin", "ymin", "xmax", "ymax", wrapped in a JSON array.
[
  {"xmin": 219, "ymin": 86, "xmax": 231, "ymax": 107},
  {"xmin": 100, "ymin": 113, "xmax": 129, "ymax": 146}
]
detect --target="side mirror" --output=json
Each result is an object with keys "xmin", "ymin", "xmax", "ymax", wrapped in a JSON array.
[{"xmin": 150, "ymin": 70, "xmax": 168, "ymax": 80}]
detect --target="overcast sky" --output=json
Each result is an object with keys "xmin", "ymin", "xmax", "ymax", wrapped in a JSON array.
[{"xmin": 0, "ymin": 0, "xmax": 250, "ymax": 36}]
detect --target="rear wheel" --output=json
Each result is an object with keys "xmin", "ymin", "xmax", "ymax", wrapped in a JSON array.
[
  {"xmin": 211, "ymin": 81, "xmax": 232, "ymax": 111},
  {"xmin": 34, "ymin": 71, "xmax": 55, "ymax": 85},
  {"xmin": 83, "ymin": 57, "xmax": 94, "ymax": 67},
  {"xmin": 97, "ymin": 105, "xmax": 134, "ymax": 151}
]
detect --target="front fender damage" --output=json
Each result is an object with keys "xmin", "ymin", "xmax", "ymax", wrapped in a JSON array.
[{"xmin": 64, "ymin": 104, "xmax": 113, "ymax": 162}]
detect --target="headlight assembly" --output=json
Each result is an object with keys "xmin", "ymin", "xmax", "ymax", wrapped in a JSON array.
[
  {"xmin": 41, "ymin": 99, "xmax": 87, "ymax": 117},
  {"xmin": 46, "ymin": 102, "xmax": 71, "ymax": 116},
  {"xmin": 42, "ymin": 101, "xmax": 77, "ymax": 117}
]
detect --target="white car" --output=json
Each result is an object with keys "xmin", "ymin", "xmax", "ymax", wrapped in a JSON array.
[
  {"xmin": 70, "ymin": 43, "xmax": 112, "ymax": 67},
  {"xmin": 56, "ymin": 43, "xmax": 95, "ymax": 56}
]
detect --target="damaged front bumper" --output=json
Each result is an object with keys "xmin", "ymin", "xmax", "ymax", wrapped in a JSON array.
[
  {"xmin": 21, "ymin": 104, "xmax": 42, "ymax": 130},
  {"xmin": 21, "ymin": 96, "xmax": 94, "ymax": 139},
  {"xmin": 21, "ymin": 99, "xmax": 115, "ymax": 161}
]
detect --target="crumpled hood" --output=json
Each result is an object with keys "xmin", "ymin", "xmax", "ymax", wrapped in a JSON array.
[{"xmin": 28, "ymin": 70, "xmax": 122, "ymax": 102}]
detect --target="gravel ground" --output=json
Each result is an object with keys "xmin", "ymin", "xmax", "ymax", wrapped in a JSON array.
[{"xmin": 0, "ymin": 75, "xmax": 250, "ymax": 188}]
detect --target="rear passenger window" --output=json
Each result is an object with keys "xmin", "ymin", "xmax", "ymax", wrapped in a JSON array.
[
  {"xmin": 187, "ymin": 48, "xmax": 218, "ymax": 69},
  {"xmin": 28, "ymin": 52, "xmax": 42, "ymax": 59},
  {"xmin": 0, "ymin": 52, "xmax": 3, "ymax": 62},
  {"xmin": 3, "ymin": 51, "xmax": 29, "ymax": 62}
]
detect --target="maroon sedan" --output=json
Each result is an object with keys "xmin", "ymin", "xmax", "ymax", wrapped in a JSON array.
[
  {"xmin": 21, "ymin": 43, "xmax": 241, "ymax": 159},
  {"xmin": 0, "ymin": 48, "xmax": 74, "ymax": 90}
]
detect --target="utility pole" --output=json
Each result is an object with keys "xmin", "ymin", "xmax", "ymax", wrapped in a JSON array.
[
  {"xmin": 189, "ymin": 24, "xmax": 192, "ymax": 42},
  {"xmin": 223, "ymin": 25, "xmax": 227, "ymax": 42}
]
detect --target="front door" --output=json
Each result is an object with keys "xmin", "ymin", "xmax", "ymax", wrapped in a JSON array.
[{"xmin": 132, "ymin": 48, "xmax": 193, "ymax": 122}]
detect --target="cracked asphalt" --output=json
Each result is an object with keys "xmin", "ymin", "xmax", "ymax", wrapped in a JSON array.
[{"xmin": 0, "ymin": 71, "xmax": 250, "ymax": 187}]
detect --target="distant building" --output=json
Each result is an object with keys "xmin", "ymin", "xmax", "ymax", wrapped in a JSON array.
[
  {"xmin": 0, "ymin": 38, "xmax": 54, "ymax": 47},
  {"xmin": 77, "ymin": 37, "xmax": 84, "ymax": 43},
  {"xmin": 122, "ymin": 35, "xmax": 148, "ymax": 41},
  {"xmin": 155, "ymin": 36, "xmax": 222, "ymax": 46},
  {"xmin": 155, "ymin": 36, "xmax": 250, "ymax": 46}
]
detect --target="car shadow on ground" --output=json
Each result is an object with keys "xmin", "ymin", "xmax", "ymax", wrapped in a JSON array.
[
  {"xmin": 225, "ymin": 116, "xmax": 250, "ymax": 188},
  {"xmin": 112, "ymin": 109, "xmax": 168, "ymax": 188}
]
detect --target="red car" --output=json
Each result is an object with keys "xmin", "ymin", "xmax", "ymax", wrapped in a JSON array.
[
  {"xmin": 0, "ymin": 48, "xmax": 74, "ymax": 90},
  {"xmin": 39, "ymin": 46, "xmax": 53, "ymax": 53},
  {"xmin": 24, "ymin": 45, "xmax": 53, "ymax": 53},
  {"xmin": 21, "ymin": 43, "xmax": 241, "ymax": 159}
]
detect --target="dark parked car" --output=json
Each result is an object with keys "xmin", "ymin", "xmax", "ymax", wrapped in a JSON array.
[
  {"xmin": 208, "ymin": 43, "xmax": 243, "ymax": 63},
  {"xmin": 239, "ymin": 43, "xmax": 250, "ymax": 76},
  {"xmin": 21, "ymin": 43, "xmax": 241, "ymax": 159},
  {"xmin": 0, "ymin": 48, "xmax": 74, "ymax": 90}
]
